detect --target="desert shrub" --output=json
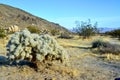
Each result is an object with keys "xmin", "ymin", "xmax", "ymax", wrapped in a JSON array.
[
  {"xmin": 27, "ymin": 26, "xmax": 40, "ymax": 34},
  {"xmin": 92, "ymin": 40, "xmax": 120, "ymax": 54},
  {"xmin": 50, "ymin": 29, "xmax": 60, "ymax": 36},
  {"xmin": 58, "ymin": 33, "xmax": 73, "ymax": 39},
  {"xmin": 105, "ymin": 29, "xmax": 120, "ymax": 38},
  {"xmin": 99, "ymin": 44, "xmax": 120, "ymax": 54},
  {"xmin": 92, "ymin": 40, "xmax": 109, "ymax": 48},
  {"xmin": 73, "ymin": 19, "xmax": 99, "ymax": 39},
  {"xmin": 6, "ymin": 29, "xmax": 68, "ymax": 65},
  {"xmin": 41, "ymin": 29, "xmax": 49, "ymax": 34},
  {"xmin": 0, "ymin": 28, "xmax": 6, "ymax": 38}
]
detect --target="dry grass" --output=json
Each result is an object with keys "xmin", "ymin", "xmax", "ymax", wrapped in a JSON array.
[
  {"xmin": 0, "ymin": 35, "xmax": 11, "ymax": 55},
  {"xmin": 49, "ymin": 64, "xmax": 80, "ymax": 77},
  {"xmin": 98, "ymin": 54, "xmax": 120, "ymax": 61},
  {"xmin": 0, "ymin": 38, "xmax": 7, "ymax": 55},
  {"xmin": 57, "ymin": 35, "xmax": 93, "ymax": 48},
  {"xmin": 56, "ymin": 35, "xmax": 113, "ymax": 48},
  {"xmin": 57, "ymin": 35, "xmax": 120, "ymax": 61}
]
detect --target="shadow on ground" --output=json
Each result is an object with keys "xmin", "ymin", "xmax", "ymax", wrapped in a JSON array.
[
  {"xmin": 69, "ymin": 45, "xmax": 92, "ymax": 49},
  {"xmin": 0, "ymin": 56, "xmax": 8, "ymax": 66},
  {"xmin": 0, "ymin": 56, "xmax": 36, "ymax": 69}
]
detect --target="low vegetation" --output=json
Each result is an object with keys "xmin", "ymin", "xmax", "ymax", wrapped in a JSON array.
[
  {"xmin": 6, "ymin": 29, "xmax": 68, "ymax": 69},
  {"xmin": 0, "ymin": 28, "xmax": 6, "ymax": 38},
  {"xmin": 73, "ymin": 19, "xmax": 99, "ymax": 39},
  {"xmin": 58, "ymin": 32, "xmax": 73, "ymax": 39},
  {"xmin": 92, "ymin": 40, "xmax": 120, "ymax": 54},
  {"xmin": 50, "ymin": 28, "xmax": 60, "ymax": 36},
  {"xmin": 27, "ymin": 26, "xmax": 41, "ymax": 34},
  {"xmin": 105, "ymin": 29, "xmax": 120, "ymax": 39},
  {"xmin": 92, "ymin": 40, "xmax": 109, "ymax": 48}
]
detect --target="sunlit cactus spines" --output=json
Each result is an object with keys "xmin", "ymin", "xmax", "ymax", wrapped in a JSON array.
[{"xmin": 6, "ymin": 29, "xmax": 68, "ymax": 64}]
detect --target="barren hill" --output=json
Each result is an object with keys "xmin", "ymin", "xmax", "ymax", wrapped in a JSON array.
[{"xmin": 0, "ymin": 4, "xmax": 69, "ymax": 32}]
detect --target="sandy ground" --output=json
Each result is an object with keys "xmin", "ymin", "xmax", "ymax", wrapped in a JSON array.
[{"xmin": 0, "ymin": 35, "xmax": 120, "ymax": 80}]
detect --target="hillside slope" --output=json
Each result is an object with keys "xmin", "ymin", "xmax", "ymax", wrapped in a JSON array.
[{"xmin": 0, "ymin": 4, "xmax": 69, "ymax": 32}]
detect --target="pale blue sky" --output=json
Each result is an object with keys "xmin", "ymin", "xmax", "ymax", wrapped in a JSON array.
[{"xmin": 0, "ymin": 0, "xmax": 120, "ymax": 29}]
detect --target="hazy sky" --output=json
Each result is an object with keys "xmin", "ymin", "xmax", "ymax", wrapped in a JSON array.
[{"xmin": 0, "ymin": 0, "xmax": 120, "ymax": 29}]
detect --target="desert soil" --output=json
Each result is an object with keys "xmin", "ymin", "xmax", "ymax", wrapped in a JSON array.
[{"xmin": 0, "ymin": 35, "xmax": 120, "ymax": 80}]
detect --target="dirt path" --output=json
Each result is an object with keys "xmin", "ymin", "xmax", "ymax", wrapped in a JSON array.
[
  {"xmin": 108, "ymin": 38, "xmax": 120, "ymax": 45},
  {"xmin": 66, "ymin": 47, "xmax": 120, "ymax": 80}
]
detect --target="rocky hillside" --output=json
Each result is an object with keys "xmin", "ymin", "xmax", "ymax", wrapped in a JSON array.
[{"xmin": 0, "ymin": 4, "xmax": 69, "ymax": 33}]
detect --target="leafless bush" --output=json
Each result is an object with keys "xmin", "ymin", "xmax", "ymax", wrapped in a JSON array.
[{"xmin": 92, "ymin": 40, "xmax": 120, "ymax": 54}]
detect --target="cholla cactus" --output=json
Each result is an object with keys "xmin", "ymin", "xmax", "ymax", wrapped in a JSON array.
[
  {"xmin": 7, "ymin": 25, "xmax": 20, "ymax": 33},
  {"xmin": 6, "ymin": 29, "xmax": 67, "ymax": 64}
]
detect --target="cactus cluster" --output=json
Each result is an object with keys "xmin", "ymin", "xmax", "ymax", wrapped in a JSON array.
[{"xmin": 6, "ymin": 29, "xmax": 67, "ymax": 63}]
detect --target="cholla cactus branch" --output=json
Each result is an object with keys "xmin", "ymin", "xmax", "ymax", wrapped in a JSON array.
[{"xmin": 6, "ymin": 29, "xmax": 68, "ymax": 64}]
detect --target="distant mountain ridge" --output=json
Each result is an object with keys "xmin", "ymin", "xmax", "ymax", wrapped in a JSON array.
[
  {"xmin": 99, "ymin": 27, "xmax": 119, "ymax": 33},
  {"xmin": 0, "ymin": 4, "xmax": 69, "ymax": 33}
]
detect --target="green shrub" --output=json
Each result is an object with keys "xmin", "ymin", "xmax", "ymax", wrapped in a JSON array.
[
  {"xmin": 92, "ymin": 40, "xmax": 109, "ymax": 48},
  {"xmin": 105, "ymin": 29, "xmax": 120, "ymax": 38},
  {"xmin": 0, "ymin": 29, "xmax": 6, "ymax": 38},
  {"xmin": 27, "ymin": 26, "xmax": 40, "ymax": 34},
  {"xmin": 6, "ymin": 29, "xmax": 68, "ymax": 66},
  {"xmin": 74, "ymin": 19, "xmax": 99, "ymax": 39}
]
